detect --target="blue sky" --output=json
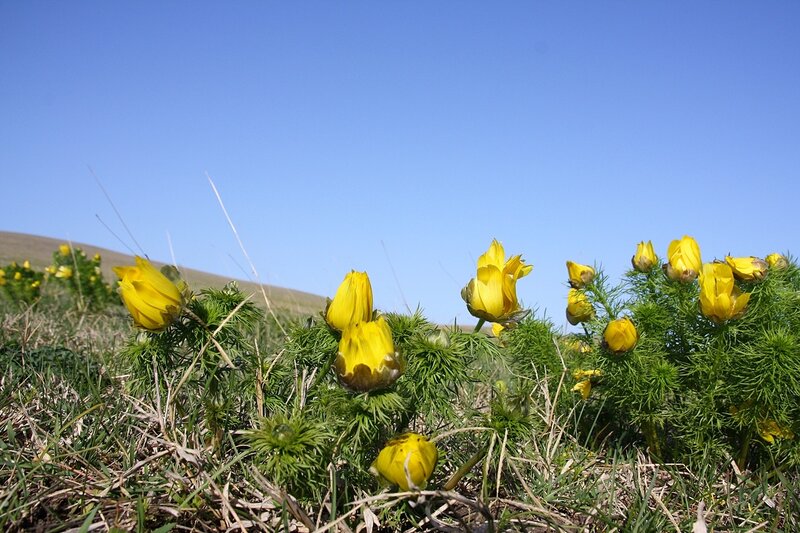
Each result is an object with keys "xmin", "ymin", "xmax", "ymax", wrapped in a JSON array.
[{"xmin": 2, "ymin": 2, "xmax": 799, "ymax": 327}]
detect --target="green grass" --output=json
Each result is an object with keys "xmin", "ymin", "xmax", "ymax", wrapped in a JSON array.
[{"xmin": 0, "ymin": 281, "xmax": 797, "ymax": 531}]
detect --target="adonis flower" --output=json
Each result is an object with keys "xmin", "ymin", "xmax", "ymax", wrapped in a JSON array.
[
  {"xmin": 725, "ymin": 256, "xmax": 768, "ymax": 281},
  {"xmin": 325, "ymin": 271, "xmax": 373, "ymax": 331},
  {"xmin": 566, "ymin": 288, "xmax": 594, "ymax": 325},
  {"xmin": 335, "ymin": 316, "xmax": 403, "ymax": 392},
  {"xmin": 566, "ymin": 261, "xmax": 595, "ymax": 288},
  {"xmin": 757, "ymin": 419, "xmax": 795, "ymax": 444},
  {"xmin": 698, "ymin": 263, "xmax": 750, "ymax": 323},
  {"xmin": 603, "ymin": 317, "xmax": 638, "ymax": 353},
  {"xmin": 631, "ymin": 241, "xmax": 657, "ymax": 272},
  {"xmin": 765, "ymin": 253, "xmax": 788, "ymax": 270},
  {"xmin": 664, "ymin": 235, "xmax": 702, "ymax": 283},
  {"xmin": 55, "ymin": 265, "xmax": 73, "ymax": 279},
  {"xmin": 572, "ymin": 369, "xmax": 602, "ymax": 399},
  {"xmin": 370, "ymin": 433, "xmax": 438, "ymax": 490},
  {"xmin": 461, "ymin": 239, "xmax": 532, "ymax": 324},
  {"xmin": 113, "ymin": 257, "xmax": 184, "ymax": 331}
]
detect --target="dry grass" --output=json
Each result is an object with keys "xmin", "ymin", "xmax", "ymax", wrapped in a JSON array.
[{"xmin": 0, "ymin": 288, "xmax": 796, "ymax": 531}]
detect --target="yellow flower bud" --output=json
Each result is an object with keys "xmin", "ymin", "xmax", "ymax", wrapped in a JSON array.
[
  {"xmin": 59, "ymin": 244, "xmax": 71, "ymax": 256},
  {"xmin": 0, "ymin": 270, "xmax": 5, "ymax": 286},
  {"xmin": 603, "ymin": 317, "xmax": 638, "ymax": 353},
  {"xmin": 93, "ymin": 253, "xmax": 101, "ymax": 262},
  {"xmin": 325, "ymin": 271, "xmax": 373, "ymax": 331},
  {"xmin": 664, "ymin": 236, "xmax": 702, "ymax": 283},
  {"xmin": 335, "ymin": 316, "xmax": 402, "ymax": 392},
  {"xmin": 698, "ymin": 263, "xmax": 750, "ymax": 324},
  {"xmin": 14, "ymin": 272, "xmax": 22, "ymax": 281},
  {"xmin": 461, "ymin": 239, "xmax": 532, "ymax": 323},
  {"xmin": 725, "ymin": 256, "xmax": 768, "ymax": 281},
  {"xmin": 631, "ymin": 241, "xmax": 657, "ymax": 272},
  {"xmin": 765, "ymin": 253, "xmax": 788, "ymax": 270},
  {"xmin": 757, "ymin": 419, "xmax": 794, "ymax": 444},
  {"xmin": 31, "ymin": 280, "xmax": 41, "ymax": 289},
  {"xmin": 566, "ymin": 261, "xmax": 595, "ymax": 288},
  {"xmin": 370, "ymin": 433, "xmax": 438, "ymax": 490},
  {"xmin": 566, "ymin": 289, "xmax": 594, "ymax": 325},
  {"xmin": 45, "ymin": 265, "xmax": 57, "ymax": 275},
  {"xmin": 22, "ymin": 260, "xmax": 31, "ymax": 270},
  {"xmin": 55, "ymin": 265, "xmax": 73, "ymax": 279},
  {"xmin": 113, "ymin": 257, "xmax": 184, "ymax": 331}
]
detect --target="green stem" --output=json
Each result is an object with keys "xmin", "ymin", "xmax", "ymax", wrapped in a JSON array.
[
  {"xmin": 642, "ymin": 420, "xmax": 662, "ymax": 459},
  {"xmin": 589, "ymin": 284, "xmax": 616, "ymax": 320},
  {"xmin": 443, "ymin": 446, "xmax": 488, "ymax": 491},
  {"xmin": 473, "ymin": 318, "xmax": 486, "ymax": 334},
  {"xmin": 737, "ymin": 428, "xmax": 753, "ymax": 471}
]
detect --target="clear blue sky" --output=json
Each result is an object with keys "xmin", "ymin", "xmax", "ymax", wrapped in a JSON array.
[{"xmin": 2, "ymin": 2, "xmax": 798, "ymax": 327}]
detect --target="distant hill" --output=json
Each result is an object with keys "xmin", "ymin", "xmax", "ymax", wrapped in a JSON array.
[{"xmin": 0, "ymin": 231, "xmax": 326, "ymax": 317}]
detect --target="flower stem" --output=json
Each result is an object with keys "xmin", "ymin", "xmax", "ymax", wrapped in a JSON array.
[
  {"xmin": 473, "ymin": 318, "xmax": 486, "ymax": 334},
  {"xmin": 642, "ymin": 420, "xmax": 662, "ymax": 459},
  {"xmin": 737, "ymin": 428, "xmax": 753, "ymax": 471},
  {"xmin": 443, "ymin": 446, "xmax": 488, "ymax": 491}
]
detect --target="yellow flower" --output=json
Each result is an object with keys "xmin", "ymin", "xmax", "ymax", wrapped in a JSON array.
[
  {"xmin": 370, "ymin": 433, "xmax": 438, "ymax": 490},
  {"xmin": 22, "ymin": 260, "xmax": 31, "ymax": 270},
  {"xmin": 55, "ymin": 265, "xmax": 73, "ymax": 279},
  {"xmin": 572, "ymin": 380, "xmax": 593, "ymax": 400},
  {"xmin": 45, "ymin": 265, "xmax": 57, "ymax": 275},
  {"xmin": 725, "ymin": 256, "xmax": 768, "ymax": 281},
  {"xmin": 631, "ymin": 241, "xmax": 657, "ymax": 272},
  {"xmin": 59, "ymin": 244, "xmax": 71, "ymax": 256},
  {"xmin": 571, "ymin": 369, "xmax": 601, "ymax": 399},
  {"xmin": 335, "ymin": 316, "xmax": 402, "ymax": 392},
  {"xmin": 757, "ymin": 419, "xmax": 795, "ymax": 444},
  {"xmin": 31, "ymin": 280, "xmax": 41, "ymax": 289},
  {"xmin": 698, "ymin": 263, "xmax": 750, "ymax": 323},
  {"xmin": 566, "ymin": 261, "xmax": 595, "ymax": 288},
  {"xmin": 491, "ymin": 322, "xmax": 504, "ymax": 337},
  {"xmin": 113, "ymin": 257, "xmax": 184, "ymax": 331},
  {"xmin": 564, "ymin": 337, "xmax": 592, "ymax": 354},
  {"xmin": 765, "ymin": 253, "xmax": 788, "ymax": 270},
  {"xmin": 572, "ymin": 368, "xmax": 602, "ymax": 380},
  {"xmin": 93, "ymin": 253, "xmax": 101, "ymax": 262},
  {"xmin": 325, "ymin": 271, "xmax": 373, "ymax": 331},
  {"xmin": 461, "ymin": 239, "xmax": 532, "ymax": 323},
  {"xmin": 566, "ymin": 289, "xmax": 594, "ymax": 325},
  {"xmin": 603, "ymin": 317, "xmax": 638, "ymax": 353},
  {"xmin": 663, "ymin": 235, "xmax": 702, "ymax": 283},
  {"xmin": 14, "ymin": 272, "xmax": 22, "ymax": 281}
]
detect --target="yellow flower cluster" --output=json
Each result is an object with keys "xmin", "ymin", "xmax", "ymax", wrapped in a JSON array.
[
  {"xmin": 324, "ymin": 271, "xmax": 403, "ymax": 393},
  {"xmin": 323, "ymin": 271, "xmax": 436, "ymax": 489}
]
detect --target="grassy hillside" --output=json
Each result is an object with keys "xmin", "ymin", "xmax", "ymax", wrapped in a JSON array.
[{"xmin": 0, "ymin": 231, "xmax": 326, "ymax": 317}]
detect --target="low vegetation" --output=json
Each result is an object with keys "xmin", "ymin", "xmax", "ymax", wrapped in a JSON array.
[{"xmin": 1, "ymin": 238, "xmax": 797, "ymax": 532}]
